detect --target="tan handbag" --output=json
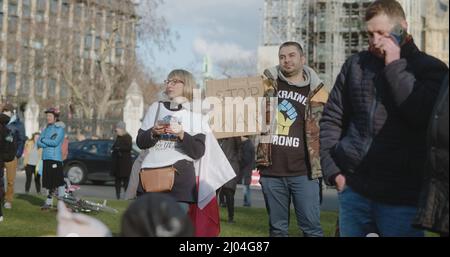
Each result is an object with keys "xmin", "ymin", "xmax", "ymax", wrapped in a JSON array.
[{"xmin": 139, "ymin": 166, "xmax": 177, "ymax": 193}]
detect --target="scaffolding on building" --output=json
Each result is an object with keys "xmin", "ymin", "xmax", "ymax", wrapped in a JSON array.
[
  {"xmin": 260, "ymin": 0, "xmax": 373, "ymax": 88},
  {"xmin": 259, "ymin": 0, "xmax": 446, "ymax": 88},
  {"xmin": 261, "ymin": 0, "xmax": 436, "ymax": 86}
]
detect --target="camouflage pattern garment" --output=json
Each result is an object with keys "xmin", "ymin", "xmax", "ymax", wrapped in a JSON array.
[
  {"xmin": 256, "ymin": 71, "xmax": 329, "ymax": 180},
  {"xmin": 305, "ymin": 84, "xmax": 329, "ymax": 179},
  {"xmin": 255, "ymin": 78, "xmax": 277, "ymax": 167}
]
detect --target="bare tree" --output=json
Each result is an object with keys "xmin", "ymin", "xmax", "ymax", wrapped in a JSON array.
[
  {"xmin": 136, "ymin": 0, "xmax": 177, "ymax": 54},
  {"xmin": 20, "ymin": 0, "xmax": 173, "ymax": 136}
]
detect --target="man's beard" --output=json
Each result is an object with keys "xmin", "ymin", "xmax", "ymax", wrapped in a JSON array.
[
  {"xmin": 368, "ymin": 44, "xmax": 385, "ymax": 59},
  {"xmin": 281, "ymin": 67, "xmax": 301, "ymax": 78}
]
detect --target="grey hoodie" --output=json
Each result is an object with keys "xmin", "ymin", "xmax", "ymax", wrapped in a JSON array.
[{"xmin": 264, "ymin": 65, "xmax": 324, "ymax": 91}]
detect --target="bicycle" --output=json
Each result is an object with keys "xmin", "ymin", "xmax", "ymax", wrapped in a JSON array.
[{"xmin": 57, "ymin": 178, "xmax": 118, "ymax": 214}]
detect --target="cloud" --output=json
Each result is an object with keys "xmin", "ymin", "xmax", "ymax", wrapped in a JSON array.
[
  {"xmin": 159, "ymin": 0, "xmax": 263, "ymax": 48},
  {"xmin": 137, "ymin": 0, "xmax": 262, "ymax": 80},
  {"xmin": 192, "ymin": 38, "xmax": 255, "ymax": 63}
]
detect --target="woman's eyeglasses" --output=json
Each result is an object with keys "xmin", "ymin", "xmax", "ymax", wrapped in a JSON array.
[{"xmin": 164, "ymin": 79, "xmax": 184, "ymax": 85}]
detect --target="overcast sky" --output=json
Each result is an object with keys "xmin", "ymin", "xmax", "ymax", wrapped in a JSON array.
[{"xmin": 137, "ymin": 0, "xmax": 264, "ymax": 82}]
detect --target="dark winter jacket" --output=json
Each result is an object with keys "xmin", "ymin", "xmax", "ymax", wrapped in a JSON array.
[
  {"xmin": 240, "ymin": 139, "xmax": 255, "ymax": 185},
  {"xmin": 111, "ymin": 133, "xmax": 133, "ymax": 178},
  {"xmin": 413, "ymin": 73, "xmax": 449, "ymax": 235},
  {"xmin": 320, "ymin": 40, "xmax": 449, "ymax": 206},
  {"xmin": 6, "ymin": 115, "xmax": 26, "ymax": 158},
  {"xmin": 0, "ymin": 114, "xmax": 11, "ymax": 162},
  {"xmin": 218, "ymin": 137, "xmax": 241, "ymax": 190},
  {"xmin": 0, "ymin": 114, "xmax": 10, "ymax": 201}
]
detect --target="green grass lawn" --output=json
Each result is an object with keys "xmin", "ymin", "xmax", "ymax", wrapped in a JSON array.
[
  {"xmin": 0, "ymin": 194, "xmax": 130, "ymax": 237},
  {"xmin": 0, "ymin": 194, "xmax": 437, "ymax": 237},
  {"xmin": 219, "ymin": 206, "xmax": 338, "ymax": 237}
]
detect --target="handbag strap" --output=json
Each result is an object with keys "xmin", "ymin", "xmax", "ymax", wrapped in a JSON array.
[
  {"xmin": 153, "ymin": 101, "xmax": 162, "ymax": 127},
  {"xmin": 141, "ymin": 165, "xmax": 178, "ymax": 174}
]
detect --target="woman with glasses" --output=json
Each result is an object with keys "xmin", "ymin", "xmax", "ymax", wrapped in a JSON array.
[{"xmin": 136, "ymin": 69, "xmax": 207, "ymax": 213}]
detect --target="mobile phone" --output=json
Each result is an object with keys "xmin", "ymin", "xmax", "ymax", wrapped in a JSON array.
[
  {"xmin": 390, "ymin": 24, "xmax": 407, "ymax": 46},
  {"xmin": 157, "ymin": 120, "xmax": 178, "ymax": 141},
  {"xmin": 156, "ymin": 115, "xmax": 172, "ymax": 128},
  {"xmin": 156, "ymin": 120, "xmax": 170, "ymax": 129}
]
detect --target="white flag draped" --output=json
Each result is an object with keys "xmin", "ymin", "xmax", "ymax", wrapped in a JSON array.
[{"xmin": 194, "ymin": 132, "xmax": 236, "ymax": 209}]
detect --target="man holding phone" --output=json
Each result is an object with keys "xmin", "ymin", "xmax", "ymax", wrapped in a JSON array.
[{"xmin": 320, "ymin": 0, "xmax": 448, "ymax": 237}]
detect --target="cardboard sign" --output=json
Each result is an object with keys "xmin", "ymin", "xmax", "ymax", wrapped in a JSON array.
[{"xmin": 205, "ymin": 77, "xmax": 265, "ymax": 139}]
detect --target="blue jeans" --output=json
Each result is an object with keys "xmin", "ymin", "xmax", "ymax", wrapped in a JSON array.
[
  {"xmin": 338, "ymin": 185, "xmax": 424, "ymax": 237},
  {"xmin": 243, "ymin": 184, "xmax": 251, "ymax": 206},
  {"xmin": 260, "ymin": 176, "xmax": 323, "ymax": 237}
]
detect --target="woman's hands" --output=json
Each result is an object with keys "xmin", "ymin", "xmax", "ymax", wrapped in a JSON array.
[
  {"xmin": 151, "ymin": 124, "xmax": 166, "ymax": 136},
  {"xmin": 151, "ymin": 122, "xmax": 184, "ymax": 140},
  {"xmin": 166, "ymin": 122, "xmax": 184, "ymax": 141}
]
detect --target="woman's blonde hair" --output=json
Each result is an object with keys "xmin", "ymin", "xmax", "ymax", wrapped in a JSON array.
[{"xmin": 166, "ymin": 69, "xmax": 197, "ymax": 102}]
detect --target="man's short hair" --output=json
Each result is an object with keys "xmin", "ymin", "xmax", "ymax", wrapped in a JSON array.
[
  {"xmin": 365, "ymin": 0, "xmax": 406, "ymax": 22},
  {"xmin": 279, "ymin": 41, "xmax": 304, "ymax": 56}
]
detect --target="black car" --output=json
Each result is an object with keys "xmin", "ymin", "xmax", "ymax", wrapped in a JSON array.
[{"xmin": 64, "ymin": 139, "xmax": 140, "ymax": 184}]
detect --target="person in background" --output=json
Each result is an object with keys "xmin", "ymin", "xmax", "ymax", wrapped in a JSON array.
[
  {"xmin": 111, "ymin": 121, "xmax": 133, "ymax": 200},
  {"xmin": 1, "ymin": 103, "xmax": 26, "ymax": 210},
  {"xmin": 217, "ymin": 137, "xmax": 241, "ymax": 223},
  {"xmin": 121, "ymin": 193, "xmax": 194, "ymax": 237},
  {"xmin": 240, "ymin": 136, "xmax": 255, "ymax": 207},
  {"xmin": 0, "ymin": 112, "xmax": 12, "ymax": 222},
  {"xmin": 23, "ymin": 132, "xmax": 42, "ymax": 194},
  {"xmin": 38, "ymin": 107, "xmax": 66, "ymax": 210}
]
